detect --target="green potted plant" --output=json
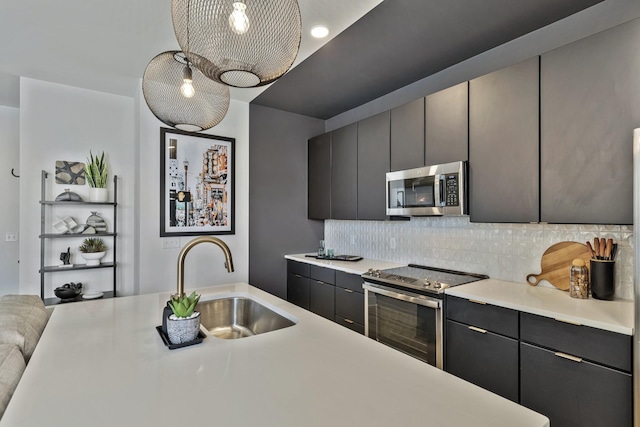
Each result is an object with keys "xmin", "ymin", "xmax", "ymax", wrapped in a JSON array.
[
  {"xmin": 166, "ymin": 291, "xmax": 201, "ymax": 344},
  {"xmin": 85, "ymin": 151, "xmax": 108, "ymax": 202},
  {"xmin": 79, "ymin": 237, "xmax": 107, "ymax": 266}
]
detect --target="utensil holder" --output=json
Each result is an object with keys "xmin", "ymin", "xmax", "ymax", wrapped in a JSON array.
[{"xmin": 590, "ymin": 260, "xmax": 615, "ymax": 300}]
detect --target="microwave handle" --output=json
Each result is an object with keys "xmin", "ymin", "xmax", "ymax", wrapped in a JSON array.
[{"xmin": 435, "ymin": 174, "xmax": 445, "ymax": 207}]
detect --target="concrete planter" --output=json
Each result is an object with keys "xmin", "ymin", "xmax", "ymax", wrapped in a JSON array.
[{"xmin": 166, "ymin": 312, "xmax": 201, "ymax": 344}]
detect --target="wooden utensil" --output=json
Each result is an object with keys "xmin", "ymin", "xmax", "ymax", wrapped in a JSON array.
[
  {"xmin": 593, "ymin": 238, "xmax": 600, "ymax": 259},
  {"xmin": 604, "ymin": 238, "xmax": 613, "ymax": 260},
  {"xmin": 526, "ymin": 241, "xmax": 592, "ymax": 291}
]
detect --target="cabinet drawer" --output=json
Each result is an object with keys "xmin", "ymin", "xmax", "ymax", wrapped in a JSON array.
[
  {"xmin": 335, "ymin": 316, "xmax": 365, "ymax": 335},
  {"xmin": 310, "ymin": 265, "xmax": 335, "ymax": 284},
  {"xmin": 520, "ymin": 312, "xmax": 631, "ymax": 372},
  {"xmin": 335, "ymin": 287, "xmax": 364, "ymax": 325},
  {"xmin": 445, "ymin": 320, "xmax": 519, "ymax": 402},
  {"xmin": 287, "ymin": 260, "xmax": 310, "ymax": 277},
  {"xmin": 521, "ymin": 342, "xmax": 632, "ymax": 427},
  {"xmin": 445, "ymin": 295, "xmax": 518, "ymax": 339},
  {"xmin": 335, "ymin": 271, "xmax": 363, "ymax": 293}
]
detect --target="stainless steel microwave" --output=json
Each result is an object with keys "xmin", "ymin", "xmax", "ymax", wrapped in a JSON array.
[{"xmin": 386, "ymin": 161, "xmax": 468, "ymax": 216}]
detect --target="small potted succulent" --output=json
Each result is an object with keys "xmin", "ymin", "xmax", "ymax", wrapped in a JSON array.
[
  {"xmin": 166, "ymin": 291, "xmax": 201, "ymax": 344},
  {"xmin": 85, "ymin": 151, "xmax": 108, "ymax": 202},
  {"xmin": 79, "ymin": 237, "xmax": 107, "ymax": 266}
]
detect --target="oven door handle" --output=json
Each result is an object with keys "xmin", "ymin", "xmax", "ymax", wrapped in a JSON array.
[{"xmin": 363, "ymin": 283, "xmax": 441, "ymax": 309}]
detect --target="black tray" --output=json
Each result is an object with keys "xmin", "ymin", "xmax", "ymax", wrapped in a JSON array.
[
  {"xmin": 155, "ymin": 326, "xmax": 206, "ymax": 350},
  {"xmin": 305, "ymin": 254, "xmax": 363, "ymax": 262}
]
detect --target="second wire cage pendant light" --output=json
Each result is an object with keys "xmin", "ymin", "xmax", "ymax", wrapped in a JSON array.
[{"xmin": 172, "ymin": 0, "xmax": 302, "ymax": 88}]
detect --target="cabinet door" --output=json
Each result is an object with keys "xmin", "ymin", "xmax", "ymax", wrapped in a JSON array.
[
  {"xmin": 540, "ymin": 20, "xmax": 640, "ymax": 224},
  {"xmin": 335, "ymin": 287, "xmax": 364, "ymax": 325},
  {"xmin": 357, "ymin": 111, "xmax": 390, "ymax": 220},
  {"xmin": 469, "ymin": 57, "xmax": 539, "ymax": 223},
  {"xmin": 445, "ymin": 320, "xmax": 519, "ymax": 402},
  {"xmin": 425, "ymin": 82, "xmax": 468, "ymax": 165},
  {"xmin": 390, "ymin": 98, "xmax": 425, "ymax": 171},
  {"xmin": 309, "ymin": 280, "xmax": 335, "ymax": 320},
  {"xmin": 521, "ymin": 342, "xmax": 632, "ymax": 427},
  {"xmin": 308, "ymin": 133, "xmax": 331, "ymax": 219},
  {"xmin": 287, "ymin": 273, "xmax": 309, "ymax": 310},
  {"xmin": 330, "ymin": 123, "xmax": 358, "ymax": 219}
]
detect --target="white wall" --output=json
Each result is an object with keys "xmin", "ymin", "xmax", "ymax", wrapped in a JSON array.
[
  {"xmin": 0, "ymin": 106, "xmax": 20, "ymax": 294},
  {"xmin": 19, "ymin": 78, "xmax": 136, "ymax": 297},
  {"xmin": 137, "ymin": 86, "xmax": 249, "ymax": 296}
]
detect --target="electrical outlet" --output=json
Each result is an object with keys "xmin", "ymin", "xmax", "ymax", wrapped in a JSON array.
[
  {"xmin": 5, "ymin": 232, "xmax": 18, "ymax": 242},
  {"xmin": 162, "ymin": 238, "xmax": 180, "ymax": 249},
  {"xmin": 389, "ymin": 237, "xmax": 396, "ymax": 249}
]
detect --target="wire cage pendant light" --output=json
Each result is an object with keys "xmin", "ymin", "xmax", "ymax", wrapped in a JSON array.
[
  {"xmin": 171, "ymin": 0, "xmax": 302, "ymax": 88},
  {"xmin": 142, "ymin": 51, "xmax": 230, "ymax": 132}
]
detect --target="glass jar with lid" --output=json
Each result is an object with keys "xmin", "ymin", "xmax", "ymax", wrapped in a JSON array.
[{"xmin": 569, "ymin": 258, "xmax": 589, "ymax": 299}]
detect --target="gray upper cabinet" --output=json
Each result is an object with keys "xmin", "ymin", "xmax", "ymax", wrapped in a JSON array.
[
  {"xmin": 425, "ymin": 82, "xmax": 469, "ymax": 165},
  {"xmin": 469, "ymin": 57, "xmax": 540, "ymax": 223},
  {"xmin": 331, "ymin": 123, "xmax": 358, "ymax": 220},
  {"xmin": 390, "ymin": 98, "xmax": 425, "ymax": 171},
  {"xmin": 357, "ymin": 111, "xmax": 390, "ymax": 220},
  {"xmin": 308, "ymin": 133, "xmax": 331, "ymax": 219},
  {"xmin": 540, "ymin": 19, "xmax": 640, "ymax": 225}
]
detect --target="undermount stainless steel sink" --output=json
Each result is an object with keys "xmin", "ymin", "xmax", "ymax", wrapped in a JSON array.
[{"xmin": 197, "ymin": 296, "xmax": 296, "ymax": 339}]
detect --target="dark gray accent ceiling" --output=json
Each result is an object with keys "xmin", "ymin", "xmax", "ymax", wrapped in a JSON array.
[{"xmin": 251, "ymin": 0, "xmax": 603, "ymax": 119}]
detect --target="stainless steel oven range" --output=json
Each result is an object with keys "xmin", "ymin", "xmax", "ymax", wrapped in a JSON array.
[{"xmin": 362, "ymin": 265, "xmax": 488, "ymax": 369}]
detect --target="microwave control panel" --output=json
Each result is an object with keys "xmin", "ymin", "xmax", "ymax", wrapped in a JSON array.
[{"xmin": 445, "ymin": 174, "xmax": 459, "ymax": 206}]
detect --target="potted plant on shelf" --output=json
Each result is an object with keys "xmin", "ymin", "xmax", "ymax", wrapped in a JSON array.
[
  {"xmin": 85, "ymin": 151, "xmax": 108, "ymax": 202},
  {"xmin": 79, "ymin": 237, "xmax": 107, "ymax": 266},
  {"xmin": 166, "ymin": 291, "xmax": 201, "ymax": 344}
]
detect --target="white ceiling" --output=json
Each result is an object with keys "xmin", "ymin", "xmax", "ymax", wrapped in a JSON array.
[{"xmin": 0, "ymin": 0, "xmax": 383, "ymax": 108}]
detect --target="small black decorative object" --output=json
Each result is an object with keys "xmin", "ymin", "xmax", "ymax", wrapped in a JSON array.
[
  {"xmin": 59, "ymin": 247, "xmax": 71, "ymax": 265},
  {"xmin": 54, "ymin": 282, "xmax": 83, "ymax": 301}
]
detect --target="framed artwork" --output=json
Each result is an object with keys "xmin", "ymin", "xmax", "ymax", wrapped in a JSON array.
[
  {"xmin": 160, "ymin": 127, "xmax": 235, "ymax": 237},
  {"xmin": 55, "ymin": 161, "xmax": 86, "ymax": 185}
]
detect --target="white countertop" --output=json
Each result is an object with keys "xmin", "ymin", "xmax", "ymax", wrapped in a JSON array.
[
  {"xmin": 446, "ymin": 279, "xmax": 634, "ymax": 335},
  {"xmin": 285, "ymin": 253, "xmax": 405, "ymax": 275},
  {"xmin": 2, "ymin": 283, "xmax": 548, "ymax": 427}
]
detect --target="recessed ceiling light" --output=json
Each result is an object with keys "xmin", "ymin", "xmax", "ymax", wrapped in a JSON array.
[{"xmin": 311, "ymin": 25, "xmax": 329, "ymax": 38}]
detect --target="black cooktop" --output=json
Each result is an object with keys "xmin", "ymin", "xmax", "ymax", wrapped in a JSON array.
[{"xmin": 362, "ymin": 264, "xmax": 488, "ymax": 296}]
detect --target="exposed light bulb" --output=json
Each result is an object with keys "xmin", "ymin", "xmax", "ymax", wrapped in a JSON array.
[
  {"xmin": 180, "ymin": 66, "xmax": 195, "ymax": 98},
  {"xmin": 229, "ymin": 1, "xmax": 249, "ymax": 35}
]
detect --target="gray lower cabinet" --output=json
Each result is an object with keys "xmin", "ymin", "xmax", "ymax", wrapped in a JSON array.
[
  {"xmin": 519, "ymin": 312, "xmax": 632, "ymax": 427},
  {"xmin": 357, "ymin": 111, "xmax": 390, "ymax": 220},
  {"xmin": 334, "ymin": 270, "xmax": 365, "ymax": 334},
  {"xmin": 444, "ymin": 296, "xmax": 519, "ymax": 402},
  {"xmin": 540, "ymin": 19, "xmax": 640, "ymax": 225},
  {"xmin": 331, "ymin": 123, "xmax": 358, "ymax": 220},
  {"xmin": 390, "ymin": 98, "xmax": 425, "ymax": 171},
  {"xmin": 425, "ymin": 82, "xmax": 468, "ymax": 165},
  {"xmin": 286, "ymin": 261, "xmax": 365, "ymax": 333},
  {"xmin": 469, "ymin": 57, "xmax": 539, "ymax": 223},
  {"xmin": 308, "ymin": 133, "xmax": 331, "ymax": 219},
  {"xmin": 521, "ymin": 342, "xmax": 632, "ymax": 427}
]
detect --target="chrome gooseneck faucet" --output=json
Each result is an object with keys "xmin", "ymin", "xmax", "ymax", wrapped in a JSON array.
[{"xmin": 176, "ymin": 236, "xmax": 234, "ymax": 297}]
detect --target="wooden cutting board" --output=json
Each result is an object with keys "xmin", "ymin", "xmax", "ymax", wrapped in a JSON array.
[{"xmin": 526, "ymin": 241, "xmax": 592, "ymax": 291}]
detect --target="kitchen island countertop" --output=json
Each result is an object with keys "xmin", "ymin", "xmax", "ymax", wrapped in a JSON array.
[{"xmin": 1, "ymin": 283, "xmax": 548, "ymax": 427}]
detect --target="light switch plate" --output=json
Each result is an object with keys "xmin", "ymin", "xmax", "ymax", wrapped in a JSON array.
[{"xmin": 162, "ymin": 238, "xmax": 180, "ymax": 249}]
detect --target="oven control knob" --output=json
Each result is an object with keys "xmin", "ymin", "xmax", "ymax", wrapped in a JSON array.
[
  {"xmin": 375, "ymin": 270, "xmax": 382, "ymax": 277},
  {"xmin": 423, "ymin": 279, "xmax": 431, "ymax": 287},
  {"xmin": 433, "ymin": 281, "xmax": 442, "ymax": 289},
  {"xmin": 367, "ymin": 268, "xmax": 374, "ymax": 275}
]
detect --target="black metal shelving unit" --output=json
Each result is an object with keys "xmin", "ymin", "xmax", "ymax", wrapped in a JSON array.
[{"xmin": 39, "ymin": 170, "xmax": 118, "ymax": 305}]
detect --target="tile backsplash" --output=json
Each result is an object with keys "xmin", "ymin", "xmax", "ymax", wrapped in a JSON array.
[{"xmin": 324, "ymin": 218, "xmax": 634, "ymax": 300}]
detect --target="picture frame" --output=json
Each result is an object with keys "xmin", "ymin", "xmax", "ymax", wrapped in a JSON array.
[{"xmin": 160, "ymin": 127, "xmax": 235, "ymax": 237}]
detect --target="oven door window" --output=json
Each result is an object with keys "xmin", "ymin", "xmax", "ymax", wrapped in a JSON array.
[
  {"xmin": 388, "ymin": 176, "xmax": 435, "ymax": 209},
  {"xmin": 368, "ymin": 293, "xmax": 437, "ymax": 366}
]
